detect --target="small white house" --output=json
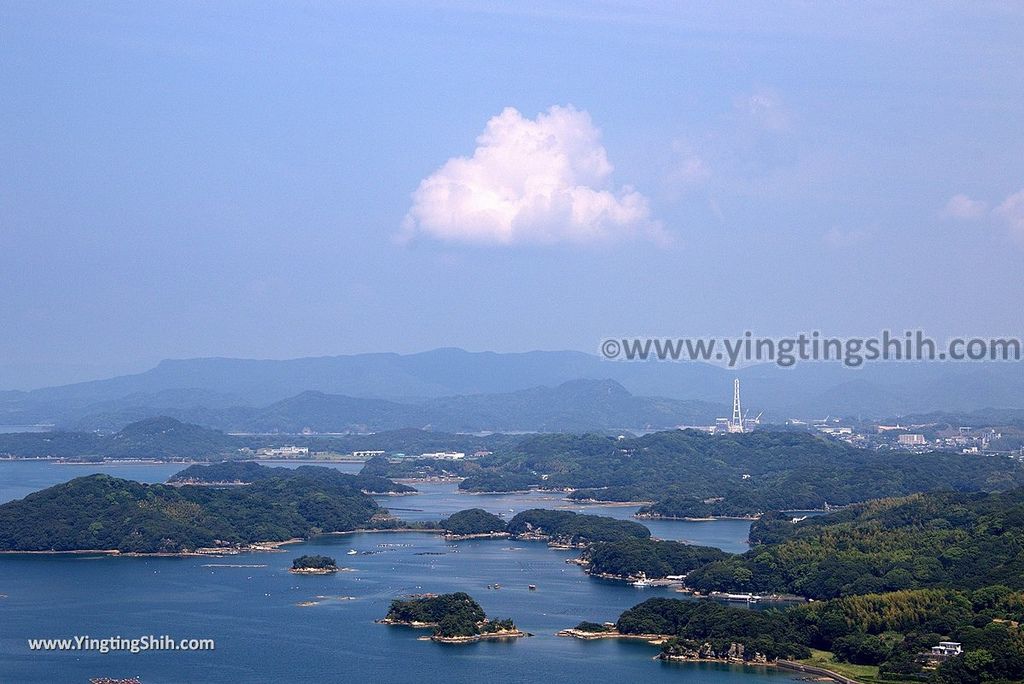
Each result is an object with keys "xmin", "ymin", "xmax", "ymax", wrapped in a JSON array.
[{"xmin": 930, "ymin": 642, "xmax": 962, "ymax": 658}]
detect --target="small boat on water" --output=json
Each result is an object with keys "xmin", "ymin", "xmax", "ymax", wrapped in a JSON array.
[
  {"xmin": 631, "ymin": 572, "xmax": 654, "ymax": 588},
  {"xmin": 528, "ymin": 584, "xmax": 537, "ymax": 591},
  {"xmin": 346, "ymin": 549, "xmax": 358, "ymax": 555}
]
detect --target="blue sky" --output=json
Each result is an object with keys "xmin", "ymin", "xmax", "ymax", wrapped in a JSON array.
[{"xmin": 2, "ymin": 1, "xmax": 1023, "ymax": 388}]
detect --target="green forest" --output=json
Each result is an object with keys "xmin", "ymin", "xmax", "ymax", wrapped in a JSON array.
[
  {"xmin": 0, "ymin": 417, "xmax": 240, "ymax": 460},
  {"xmin": 383, "ymin": 592, "xmax": 517, "ymax": 638},
  {"xmin": 505, "ymin": 508, "xmax": 650, "ymax": 544},
  {"xmin": 432, "ymin": 507, "xmax": 650, "ymax": 543},
  {"xmin": 292, "ymin": 554, "xmax": 337, "ymax": 570},
  {"xmin": 439, "ymin": 508, "xmax": 507, "ymax": 535},
  {"xmin": 602, "ymin": 590, "xmax": 1024, "ymax": 681},
  {"xmin": 684, "ymin": 488, "xmax": 1024, "ymax": 599},
  {"xmin": 616, "ymin": 598, "xmax": 810, "ymax": 661},
  {"xmin": 0, "ymin": 469, "xmax": 382, "ymax": 552},
  {"xmin": 170, "ymin": 461, "xmax": 416, "ymax": 494},
  {"xmin": 583, "ymin": 538, "xmax": 729, "ymax": 578},
  {"xmin": 391, "ymin": 430, "xmax": 1024, "ymax": 517}
]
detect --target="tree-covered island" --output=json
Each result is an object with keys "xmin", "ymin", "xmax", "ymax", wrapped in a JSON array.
[
  {"xmin": 0, "ymin": 464, "xmax": 404, "ymax": 553},
  {"xmin": 290, "ymin": 554, "xmax": 340, "ymax": 574},
  {"xmin": 379, "ymin": 592, "xmax": 525, "ymax": 643}
]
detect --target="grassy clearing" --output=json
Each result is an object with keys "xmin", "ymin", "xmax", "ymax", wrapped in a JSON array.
[{"xmin": 796, "ymin": 648, "xmax": 895, "ymax": 683}]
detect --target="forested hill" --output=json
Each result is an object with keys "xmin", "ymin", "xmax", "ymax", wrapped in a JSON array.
[
  {"xmin": 0, "ymin": 422, "xmax": 518, "ymax": 462},
  {"xmin": 445, "ymin": 429, "xmax": 1024, "ymax": 516},
  {"xmin": 600, "ymin": 590, "xmax": 1024, "ymax": 682},
  {"xmin": 0, "ymin": 469, "xmax": 381, "ymax": 553},
  {"xmin": 168, "ymin": 461, "xmax": 415, "ymax": 494},
  {"xmin": 685, "ymin": 487, "xmax": 1024, "ymax": 599},
  {"xmin": 505, "ymin": 509, "xmax": 650, "ymax": 544},
  {"xmin": 0, "ymin": 416, "xmax": 241, "ymax": 459}
]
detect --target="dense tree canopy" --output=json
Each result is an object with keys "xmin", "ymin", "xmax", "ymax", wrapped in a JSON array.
[
  {"xmin": 292, "ymin": 554, "xmax": 337, "ymax": 570},
  {"xmin": 600, "ymin": 589, "xmax": 1024, "ymax": 680},
  {"xmin": 615, "ymin": 598, "xmax": 810, "ymax": 661},
  {"xmin": 170, "ymin": 461, "xmax": 415, "ymax": 494},
  {"xmin": 378, "ymin": 430, "xmax": 1024, "ymax": 518},
  {"xmin": 0, "ymin": 471, "xmax": 380, "ymax": 552},
  {"xmin": 439, "ymin": 508, "xmax": 507, "ymax": 535},
  {"xmin": 0, "ymin": 417, "xmax": 240, "ymax": 460},
  {"xmin": 584, "ymin": 538, "xmax": 728, "ymax": 578},
  {"xmin": 686, "ymin": 488, "xmax": 1024, "ymax": 599},
  {"xmin": 506, "ymin": 509, "xmax": 649, "ymax": 544},
  {"xmin": 384, "ymin": 592, "xmax": 516, "ymax": 638}
]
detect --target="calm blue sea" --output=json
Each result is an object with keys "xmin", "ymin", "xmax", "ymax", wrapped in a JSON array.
[{"xmin": 0, "ymin": 461, "xmax": 802, "ymax": 683}]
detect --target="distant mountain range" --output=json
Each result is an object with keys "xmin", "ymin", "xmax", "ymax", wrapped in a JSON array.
[
  {"xmin": 1, "ymin": 348, "xmax": 1022, "ymax": 432},
  {"xmin": 57, "ymin": 379, "xmax": 724, "ymax": 433}
]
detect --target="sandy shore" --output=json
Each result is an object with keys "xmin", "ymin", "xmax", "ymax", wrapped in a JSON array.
[
  {"xmin": 443, "ymin": 531, "xmax": 511, "ymax": 541},
  {"xmin": 0, "ymin": 537, "xmax": 305, "ymax": 557},
  {"xmin": 289, "ymin": 566, "xmax": 342, "ymax": 574},
  {"xmin": 557, "ymin": 628, "xmax": 668, "ymax": 643},
  {"xmin": 429, "ymin": 629, "xmax": 528, "ymax": 643},
  {"xmin": 636, "ymin": 513, "xmax": 761, "ymax": 521}
]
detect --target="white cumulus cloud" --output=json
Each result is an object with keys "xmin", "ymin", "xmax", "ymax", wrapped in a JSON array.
[
  {"xmin": 995, "ymin": 188, "xmax": 1024, "ymax": 243},
  {"xmin": 941, "ymin": 188, "xmax": 1024, "ymax": 245},
  {"xmin": 940, "ymin": 193, "xmax": 988, "ymax": 220},
  {"xmin": 400, "ymin": 105, "xmax": 665, "ymax": 245}
]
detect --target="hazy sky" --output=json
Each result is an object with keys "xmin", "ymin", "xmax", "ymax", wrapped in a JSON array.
[{"xmin": 2, "ymin": 1, "xmax": 1023, "ymax": 389}]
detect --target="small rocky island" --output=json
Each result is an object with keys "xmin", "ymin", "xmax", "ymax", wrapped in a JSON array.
[
  {"xmin": 378, "ymin": 592, "xmax": 526, "ymax": 643},
  {"xmin": 290, "ymin": 554, "xmax": 340, "ymax": 574}
]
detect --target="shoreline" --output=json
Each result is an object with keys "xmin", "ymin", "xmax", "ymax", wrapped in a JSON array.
[
  {"xmin": 564, "ymin": 499, "xmax": 654, "ymax": 507},
  {"xmin": 557, "ymin": 630, "xmax": 806, "ymax": 673},
  {"xmin": 636, "ymin": 513, "xmax": 761, "ymax": 521},
  {"xmin": 429, "ymin": 629, "xmax": 528, "ymax": 643},
  {"xmin": 443, "ymin": 531, "xmax": 511, "ymax": 541},
  {"xmin": 0, "ymin": 537, "xmax": 299, "ymax": 557},
  {"xmin": 776, "ymin": 659, "xmax": 861, "ymax": 684},
  {"xmin": 166, "ymin": 479, "xmax": 414, "ymax": 497},
  {"xmin": 289, "ymin": 566, "xmax": 343, "ymax": 575},
  {"xmin": 657, "ymin": 653, "xmax": 773, "ymax": 667},
  {"xmin": 321, "ymin": 527, "xmax": 445, "ymax": 536},
  {"xmin": 557, "ymin": 628, "xmax": 668, "ymax": 643},
  {"xmin": 0, "ymin": 527, "xmax": 473, "ymax": 557},
  {"xmin": 51, "ymin": 459, "xmax": 199, "ymax": 466},
  {"xmin": 378, "ymin": 618, "xmax": 528, "ymax": 644}
]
